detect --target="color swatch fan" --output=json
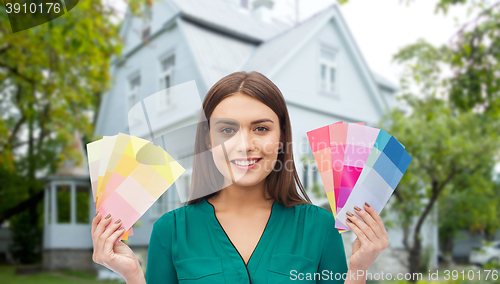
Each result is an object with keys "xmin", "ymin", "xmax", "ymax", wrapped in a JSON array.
[
  {"xmin": 307, "ymin": 122, "xmax": 412, "ymax": 232},
  {"xmin": 86, "ymin": 133, "xmax": 185, "ymax": 241}
]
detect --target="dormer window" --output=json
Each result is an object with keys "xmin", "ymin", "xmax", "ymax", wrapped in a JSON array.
[
  {"xmin": 141, "ymin": 26, "xmax": 151, "ymax": 42},
  {"xmin": 319, "ymin": 45, "xmax": 338, "ymax": 96}
]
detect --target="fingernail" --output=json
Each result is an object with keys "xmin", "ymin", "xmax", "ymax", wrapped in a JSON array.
[
  {"xmin": 365, "ymin": 202, "xmax": 371, "ymax": 208},
  {"xmin": 346, "ymin": 211, "xmax": 354, "ymax": 217},
  {"xmin": 347, "ymin": 218, "xmax": 353, "ymax": 223},
  {"xmin": 115, "ymin": 219, "xmax": 121, "ymax": 224},
  {"xmin": 354, "ymin": 206, "xmax": 362, "ymax": 211},
  {"xmin": 105, "ymin": 214, "xmax": 111, "ymax": 219},
  {"xmin": 119, "ymin": 226, "xmax": 125, "ymax": 230},
  {"xmin": 95, "ymin": 211, "xmax": 99, "ymax": 217}
]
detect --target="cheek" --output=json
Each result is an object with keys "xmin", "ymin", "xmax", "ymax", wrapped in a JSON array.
[
  {"xmin": 211, "ymin": 146, "xmax": 230, "ymax": 173},
  {"xmin": 261, "ymin": 139, "xmax": 280, "ymax": 156},
  {"xmin": 259, "ymin": 131, "xmax": 281, "ymax": 156},
  {"xmin": 259, "ymin": 136, "xmax": 281, "ymax": 171}
]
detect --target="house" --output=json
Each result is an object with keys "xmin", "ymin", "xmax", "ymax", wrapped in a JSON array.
[{"xmin": 43, "ymin": 0, "xmax": 438, "ymax": 275}]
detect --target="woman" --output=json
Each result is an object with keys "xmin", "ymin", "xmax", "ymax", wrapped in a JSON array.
[{"xmin": 91, "ymin": 71, "xmax": 389, "ymax": 284}]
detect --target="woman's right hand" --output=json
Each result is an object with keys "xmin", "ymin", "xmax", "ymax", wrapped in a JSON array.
[{"xmin": 91, "ymin": 212, "xmax": 144, "ymax": 282}]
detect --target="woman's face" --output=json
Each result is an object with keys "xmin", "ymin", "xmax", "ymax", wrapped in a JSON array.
[{"xmin": 209, "ymin": 93, "xmax": 282, "ymax": 189}]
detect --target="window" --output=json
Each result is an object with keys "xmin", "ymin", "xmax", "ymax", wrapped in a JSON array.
[
  {"xmin": 128, "ymin": 75, "xmax": 141, "ymax": 121},
  {"xmin": 76, "ymin": 185, "xmax": 90, "ymax": 224},
  {"xmin": 158, "ymin": 54, "xmax": 175, "ymax": 109},
  {"xmin": 319, "ymin": 46, "xmax": 337, "ymax": 95},
  {"xmin": 142, "ymin": 27, "xmax": 151, "ymax": 42},
  {"xmin": 57, "ymin": 185, "xmax": 71, "ymax": 224}
]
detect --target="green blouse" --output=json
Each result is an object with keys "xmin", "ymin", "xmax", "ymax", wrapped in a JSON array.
[{"xmin": 145, "ymin": 198, "xmax": 348, "ymax": 283}]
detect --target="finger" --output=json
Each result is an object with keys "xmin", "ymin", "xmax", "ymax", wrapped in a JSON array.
[
  {"xmin": 345, "ymin": 217, "xmax": 370, "ymax": 246},
  {"xmin": 91, "ymin": 212, "xmax": 101, "ymax": 239},
  {"xmin": 347, "ymin": 212, "xmax": 378, "ymax": 243},
  {"xmin": 103, "ymin": 225, "xmax": 126, "ymax": 253},
  {"xmin": 91, "ymin": 212, "xmax": 101, "ymax": 248},
  {"xmin": 98, "ymin": 218, "xmax": 123, "ymax": 254},
  {"xmin": 94, "ymin": 214, "xmax": 113, "ymax": 251},
  {"xmin": 353, "ymin": 206, "xmax": 383, "ymax": 239},
  {"xmin": 94, "ymin": 213, "xmax": 112, "ymax": 240},
  {"xmin": 364, "ymin": 203, "xmax": 388, "ymax": 238}
]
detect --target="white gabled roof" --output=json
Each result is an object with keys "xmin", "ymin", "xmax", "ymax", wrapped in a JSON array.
[
  {"xmin": 240, "ymin": 6, "xmax": 334, "ymax": 75},
  {"xmin": 172, "ymin": 0, "xmax": 290, "ymax": 42},
  {"xmin": 178, "ymin": 17, "xmax": 256, "ymax": 88}
]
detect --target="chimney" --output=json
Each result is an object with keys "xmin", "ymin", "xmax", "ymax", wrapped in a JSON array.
[{"xmin": 251, "ymin": 0, "xmax": 274, "ymax": 23}]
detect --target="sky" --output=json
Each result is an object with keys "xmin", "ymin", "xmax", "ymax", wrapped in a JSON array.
[
  {"xmin": 274, "ymin": 0, "xmax": 470, "ymax": 85},
  {"xmin": 104, "ymin": 0, "xmax": 471, "ymax": 85}
]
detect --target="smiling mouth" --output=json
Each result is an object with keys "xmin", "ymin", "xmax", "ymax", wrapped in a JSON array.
[{"xmin": 230, "ymin": 158, "xmax": 262, "ymax": 166}]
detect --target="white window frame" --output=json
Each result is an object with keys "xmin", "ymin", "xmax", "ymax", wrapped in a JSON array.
[
  {"xmin": 319, "ymin": 44, "xmax": 339, "ymax": 97},
  {"xmin": 127, "ymin": 73, "xmax": 142, "ymax": 122},
  {"xmin": 158, "ymin": 52, "xmax": 175, "ymax": 110}
]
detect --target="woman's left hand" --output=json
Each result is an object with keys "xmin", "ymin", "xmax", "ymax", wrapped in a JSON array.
[{"xmin": 345, "ymin": 202, "xmax": 389, "ymax": 271}]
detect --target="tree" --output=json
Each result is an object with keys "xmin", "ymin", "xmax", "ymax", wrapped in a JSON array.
[
  {"xmin": 382, "ymin": 93, "xmax": 499, "ymax": 278},
  {"xmin": 0, "ymin": 0, "xmax": 150, "ymax": 263},
  {"xmin": 338, "ymin": 0, "xmax": 500, "ymax": 279}
]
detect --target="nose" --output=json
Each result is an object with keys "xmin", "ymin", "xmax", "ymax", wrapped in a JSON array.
[{"xmin": 233, "ymin": 128, "xmax": 256, "ymax": 154}]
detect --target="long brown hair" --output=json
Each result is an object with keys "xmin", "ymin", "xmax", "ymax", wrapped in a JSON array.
[{"xmin": 186, "ymin": 71, "xmax": 311, "ymax": 207}]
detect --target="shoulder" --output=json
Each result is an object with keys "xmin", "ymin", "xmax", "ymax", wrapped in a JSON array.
[
  {"xmin": 291, "ymin": 202, "xmax": 335, "ymax": 221},
  {"xmin": 280, "ymin": 202, "xmax": 336, "ymax": 231},
  {"xmin": 153, "ymin": 202, "xmax": 205, "ymax": 228}
]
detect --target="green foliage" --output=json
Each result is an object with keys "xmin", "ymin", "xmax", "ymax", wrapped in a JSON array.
[
  {"xmin": 343, "ymin": 0, "xmax": 500, "ymax": 117},
  {"xmin": 445, "ymin": 2, "xmax": 500, "ymax": 118},
  {"xmin": 419, "ymin": 245, "xmax": 434, "ymax": 272},
  {"xmin": 8, "ymin": 203, "xmax": 43, "ymax": 264},
  {"xmin": 377, "ymin": 2, "xmax": 500, "ymax": 276},
  {"xmin": 382, "ymin": 93, "xmax": 500, "ymax": 234},
  {"xmin": 0, "ymin": 0, "xmax": 155, "ymax": 262}
]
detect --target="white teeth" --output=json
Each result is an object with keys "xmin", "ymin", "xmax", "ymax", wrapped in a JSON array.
[{"xmin": 232, "ymin": 159, "xmax": 259, "ymax": 166}]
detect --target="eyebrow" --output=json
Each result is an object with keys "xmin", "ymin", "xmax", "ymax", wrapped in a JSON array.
[
  {"xmin": 251, "ymin": 118, "xmax": 274, "ymax": 124},
  {"xmin": 214, "ymin": 118, "xmax": 274, "ymax": 126}
]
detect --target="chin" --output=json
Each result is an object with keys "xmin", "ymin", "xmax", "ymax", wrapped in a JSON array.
[{"xmin": 230, "ymin": 175, "xmax": 267, "ymax": 187}]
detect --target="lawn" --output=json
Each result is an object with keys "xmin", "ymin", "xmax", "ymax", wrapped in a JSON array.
[{"xmin": 0, "ymin": 265, "xmax": 125, "ymax": 284}]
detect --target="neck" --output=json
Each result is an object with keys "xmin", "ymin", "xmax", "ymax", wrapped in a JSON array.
[{"xmin": 210, "ymin": 178, "xmax": 274, "ymax": 213}]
